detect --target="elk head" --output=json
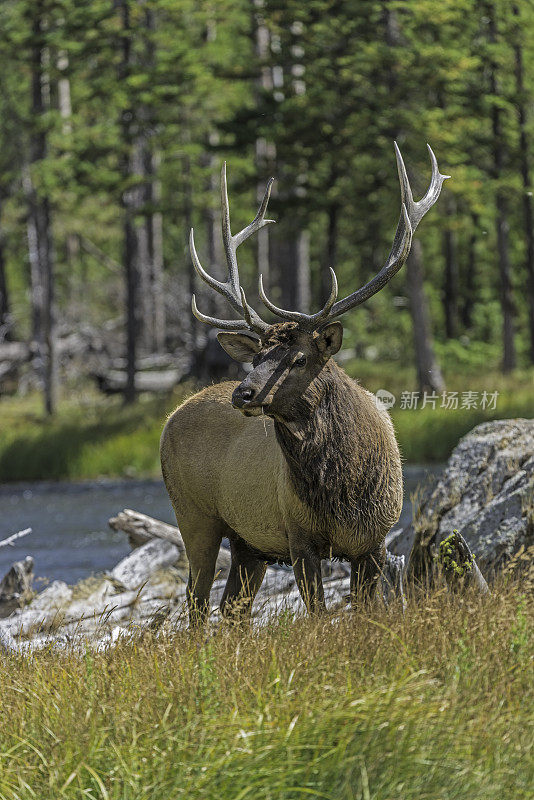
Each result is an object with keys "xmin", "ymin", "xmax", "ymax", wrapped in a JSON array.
[{"xmin": 190, "ymin": 145, "xmax": 449, "ymax": 420}]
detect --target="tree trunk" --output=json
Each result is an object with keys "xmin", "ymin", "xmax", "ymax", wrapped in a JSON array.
[
  {"xmin": 0, "ymin": 199, "xmax": 12, "ymax": 341},
  {"xmin": 295, "ymin": 229, "xmax": 311, "ymax": 312},
  {"xmin": 406, "ymin": 240, "xmax": 445, "ymax": 395},
  {"xmin": 201, "ymin": 145, "xmax": 225, "ymax": 320},
  {"xmin": 512, "ymin": 4, "xmax": 534, "ymax": 363},
  {"xmin": 140, "ymin": 5, "xmax": 165, "ymax": 354},
  {"xmin": 322, "ymin": 202, "xmax": 339, "ymax": 306},
  {"xmin": 462, "ymin": 212, "xmax": 478, "ymax": 329},
  {"xmin": 134, "ymin": 138, "xmax": 153, "ymax": 353},
  {"xmin": 442, "ymin": 197, "xmax": 459, "ymax": 338},
  {"xmin": 487, "ymin": 3, "xmax": 515, "ymax": 372},
  {"xmin": 273, "ymin": 223, "xmax": 311, "ymax": 313},
  {"xmin": 263, "ymin": 11, "xmax": 310, "ymax": 317},
  {"xmin": 495, "ymin": 193, "xmax": 515, "ymax": 371},
  {"xmin": 183, "ymin": 154, "xmax": 198, "ymax": 368},
  {"xmin": 253, "ymin": 0, "xmax": 275, "ymax": 291},
  {"xmin": 27, "ymin": 3, "xmax": 56, "ymax": 415},
  {"xmin": 119, "ymin": 0, "xmax": 138, "ymax": 404},
  {"xmin": 146, "ymin": 152, "xmax": 166, "ymax": 352},
  {"xmin": 123, "ymin": 198, "xmax": 138, "ymax": 404},
  {"xmin": 383, "ymin": 5, "xmax": 444, "ymax": 391}
]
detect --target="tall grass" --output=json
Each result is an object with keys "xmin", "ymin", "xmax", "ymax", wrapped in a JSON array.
[{"xmin": 0, "ymin": 580, "xmax": 532, "ymax": 799}]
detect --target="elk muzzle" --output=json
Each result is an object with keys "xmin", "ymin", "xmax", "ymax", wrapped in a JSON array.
[
  {"xmin": 232, "ymin": 384, "xmax": 271, "ymax": 416},
  {"xmin": 232, "ymin": 355, "xmax": 292, "ymax": 416}
]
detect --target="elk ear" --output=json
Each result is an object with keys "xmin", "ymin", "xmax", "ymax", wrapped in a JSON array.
[
  {"xmin": 315, "ymin": 321, "xmax": 343, "ymax": 357},
  {"xmin": 217, "ymin": 332, "xmax": 262, "ymax": 363}
]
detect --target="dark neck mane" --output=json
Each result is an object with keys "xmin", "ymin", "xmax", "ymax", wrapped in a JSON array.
[{"xmin": 274, "ymin": 362, "xmax": 389, "ymax": 529}]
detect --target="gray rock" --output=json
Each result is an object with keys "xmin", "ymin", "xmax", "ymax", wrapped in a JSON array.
[
  {"xmin": 391, "ymin": 419, "xmax": 534, "ymax": 576},
  {"xmin": 0, "ymin": 556, "xmax": 34, "ymax": 618}
]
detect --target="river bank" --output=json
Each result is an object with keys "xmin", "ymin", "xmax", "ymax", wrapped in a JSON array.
[
  {"xmin": 0, "ymin": 366, "xmax": 532, "ymax": 482},
  {"xmin": 0, "ymin": 465, "xmax": 442, "ymax": 585}
]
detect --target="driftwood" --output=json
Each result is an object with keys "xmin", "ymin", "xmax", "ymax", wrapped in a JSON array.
[
  {"xmin": 0, "ymin": 627, "xmax": 17, "ymax": 654},
  {"xmin": 407, "ymin": 524, "xmax": 489, "ymax": 594},
  {"xmin": 0, "ymin": 507, "xmax": 490, "ymax": 655},
  {"xmin": 93, "ymin": 368, "xmax": 181, "ymax": 395},
  {"xmin": 109, "ymin": 509, "xmax": 186, "ymax": 550},
  {"xmin": 0, "ymin": 528, "xmax": 32, "ymax": 549},
  {"xmin": 110, "ymin": 539, "xmax": 185, "ymax": 590},
  {"xmin": 382, "ymin": 552, "xmax": 406, "ymax": 606},
  {"xmin": 109, "ymin": 508, "xmax": 232, "ymax": 575}
]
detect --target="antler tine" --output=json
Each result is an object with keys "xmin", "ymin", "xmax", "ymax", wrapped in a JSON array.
[
  {"xmin": 258, "ymin": 267, "xmax": 339, "ymax": 329},
  {"xmin": 190, "ymin": 228, "xmax": 233, "ymax": 303},
  {"xmin": 189, "ymin": 163, "xmax": 274, "ymax": 335},
  {"xmin": 258, "ymin": 274, "xmax": 302, "ymax": 322},
  {"xmin": 191, "ymin": 295, "xmax": 251, "ymax": 332},
  {"xmin": 233, "ymin": 177, "xmax": 276, "ymax": 248},
  {"xmin": 328, "ymin": 143, "xmax": 449, "ymax": 318},
  {"xmin": 239, "ymin": 287, "xmax": 256, "ymax": 328},
  {"xmin": 221, "ymin": 162, "xmax": 275, "ymax": 292}
]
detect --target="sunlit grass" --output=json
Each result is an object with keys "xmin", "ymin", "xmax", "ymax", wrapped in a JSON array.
[{"xmin": 0, "ymin": 580, "xmax": 532, "ymax": 799}]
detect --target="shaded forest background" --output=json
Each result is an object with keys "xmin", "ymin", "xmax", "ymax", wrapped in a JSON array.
[{"xmin": 1, "ymin": 0, "xmax": 534, "ymax": 416}]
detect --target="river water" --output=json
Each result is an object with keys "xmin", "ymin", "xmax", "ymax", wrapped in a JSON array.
[{"xmin": 0, "ymin": 466, "xmax": 442, "ymax": 585}]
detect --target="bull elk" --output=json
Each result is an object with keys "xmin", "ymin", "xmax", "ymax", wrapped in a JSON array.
[{"xmin": 161, "ymin": 144, "xmax": 448, "ymax": 624}]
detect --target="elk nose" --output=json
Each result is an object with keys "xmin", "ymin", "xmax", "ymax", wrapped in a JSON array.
[{"xmin": 232, "ymin": 385, "xmax": 256, "ymax": 407}]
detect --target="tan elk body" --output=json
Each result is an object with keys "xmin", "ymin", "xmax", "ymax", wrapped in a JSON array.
[{"xmin": 161, "ymin": 145, "xmax": 448, "ymax": 624}]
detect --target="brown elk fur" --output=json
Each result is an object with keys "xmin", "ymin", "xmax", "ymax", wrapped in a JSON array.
[
  {"xmin": 160, "ymin": 321, "xmax": 403, "ymax": 624},
  {"xmin": 170, "ymin": 149, "xmax": 446, "ymax": 623}
]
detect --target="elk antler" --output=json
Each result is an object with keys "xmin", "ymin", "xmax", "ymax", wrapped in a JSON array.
[
  {"xmin": 258, "ymin": 143, "xmax": 449, "ymax": 328},
  {"xmin": 190, "ymin": 163, "xmax": 274, "ymax": 334}
]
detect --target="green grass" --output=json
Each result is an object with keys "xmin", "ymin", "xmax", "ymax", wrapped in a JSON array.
[
  {"xmin": 0, "ymin": 364, "xmax": 532, "ymax": 482},
  {"xmin": 344, "ymin": 359, "xmax": 534, "ymax": 461},
  {"xmin": 0, "ymin": 387, "xmax": 192, "ymax": 483},
  {"xmin": 0, "ymin": 581, "xmax": 532, "ymax": 799}
]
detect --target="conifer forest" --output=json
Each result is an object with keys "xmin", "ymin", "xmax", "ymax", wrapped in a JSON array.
[{"xmin": 0, "ymin": 0, "xmax": 533, "ymax": 417}]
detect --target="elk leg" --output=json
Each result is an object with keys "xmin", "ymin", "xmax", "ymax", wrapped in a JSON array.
[
  {"xmin": 179, "ymin": 516, "xmax": 223, "ymax": 627},
  {"xmin": 289, "ymin": 537, "xmax": 325, "ymax": 614},
  {"xmin": 350, "ymin": 545, "xmax": 386, "ymax": 609},
  {"xmin": 220, "ymin": 535, "xmax": 267, "ymax": 623}
]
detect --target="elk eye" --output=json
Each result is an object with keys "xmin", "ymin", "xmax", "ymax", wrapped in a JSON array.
[{"xmin": 294, "ymin": 354, "xmax": 307, "ymax": 368}]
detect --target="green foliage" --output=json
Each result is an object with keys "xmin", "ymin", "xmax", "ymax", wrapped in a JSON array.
[
  {"xmin": 439, "ymin": 532, "xmax": 474, "ymax": 576},
  {"xmin": 1, "ymin": 0, "xmax": 534, "ymax": 366},
  {"xmin": 0, "ymin": 582, "xmax": 532, "ymax": 799}
]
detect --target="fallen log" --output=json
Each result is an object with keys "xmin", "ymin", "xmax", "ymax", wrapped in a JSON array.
[
  {"xmin": 0, "ymin": 528, "xmax": 32, "ymax": 549},
  {"xmin": 93, "ymin": 368, "xmax": 181, "ymax": 395},
  {"xmin": 109, "ymin": 509, "xmax": 232, "ymax": 575},
  {"xmin": 109, "ymin": 509, "xmax": 185, "ymax": 550},
  {"xmin": 110, "ymin": 539, "xmax": 184, "ymax": 591},
  {"xmin": 0, "ymin": 341, "xmax": 30, "ymax": 363}
]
